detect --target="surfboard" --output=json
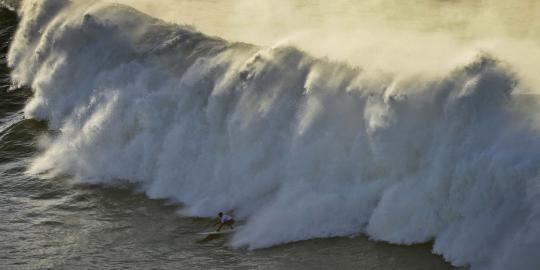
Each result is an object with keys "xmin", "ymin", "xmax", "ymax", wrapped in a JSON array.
[{"xmin": 197, "ymin": 229, "xmax": 235, "ymax": 235}]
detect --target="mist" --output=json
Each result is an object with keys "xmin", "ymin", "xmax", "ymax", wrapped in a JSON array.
[{"xmin": 112, "ymin": 0, "xmax": 540, "ymax": 89}]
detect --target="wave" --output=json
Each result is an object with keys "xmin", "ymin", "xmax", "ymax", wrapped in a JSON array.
[
  {"xmin": 0, "ymin": 0, "xmax": 18, "ymax": 11},
  {"xmin": 9, "ymin": 0, "xmax": 540, "ymax": 269}
]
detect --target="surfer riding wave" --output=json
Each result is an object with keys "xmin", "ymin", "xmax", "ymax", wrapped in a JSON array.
[{"xmin": 215, "ymin": 212, "xmax": 235, "ymax": 232}]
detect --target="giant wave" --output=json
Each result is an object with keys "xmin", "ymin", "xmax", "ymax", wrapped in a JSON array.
[{"xmin": 8, "ymin": 0, "xmax": 540, "ymax": 269}]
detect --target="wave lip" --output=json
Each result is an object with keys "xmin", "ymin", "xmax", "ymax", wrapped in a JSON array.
[{"xmin": 9, "ymin": 1, "xmax": 540, "ymax": 269}]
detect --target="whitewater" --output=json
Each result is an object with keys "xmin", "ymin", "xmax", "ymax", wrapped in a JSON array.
[{"xmin": 7, "ymin": 0, "xmax": 540, "ymax": 269}]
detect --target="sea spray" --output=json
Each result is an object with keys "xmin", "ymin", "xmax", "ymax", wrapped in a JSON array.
[{"xmin": 9, "ymin": 1, "xmax": 540, "ymax": 269}]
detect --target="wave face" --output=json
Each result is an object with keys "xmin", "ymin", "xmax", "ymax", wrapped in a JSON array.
[{"xmin": 9, "ymin": 0, "xmax": 540, "ymax": 269}]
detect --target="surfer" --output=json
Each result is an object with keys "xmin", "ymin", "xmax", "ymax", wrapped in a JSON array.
[{"xmin": 215, "ymin": 212, "xmax": 235, "ymax": 232}]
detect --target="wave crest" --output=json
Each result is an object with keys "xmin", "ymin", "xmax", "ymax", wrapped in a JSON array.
[{"xmin": 9, "ymin": 1, "xmax": 540, "ymax": 269}]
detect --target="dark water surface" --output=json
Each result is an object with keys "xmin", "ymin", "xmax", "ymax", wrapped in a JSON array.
[{"xmin": 0, "ymin": 6, "xmax": 457, "ymax": 270}]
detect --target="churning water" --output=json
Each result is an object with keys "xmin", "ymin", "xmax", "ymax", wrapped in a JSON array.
[{"xmin": 3, "ymin": 0, "xmax": 540, "ymax": 269}]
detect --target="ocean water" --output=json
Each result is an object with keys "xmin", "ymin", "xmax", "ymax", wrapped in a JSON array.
[
  {"xmin": 0, "ymin": 3, "xmax": 457, "ymax": 270},
  {"xmin": 3, "ymin": 0, "xmax": 540, "ymax": 269}
]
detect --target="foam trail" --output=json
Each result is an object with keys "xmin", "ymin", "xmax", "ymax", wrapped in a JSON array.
[{"xmin": 8, "ymin": 1, "xmax": 540, "ymax": 269}]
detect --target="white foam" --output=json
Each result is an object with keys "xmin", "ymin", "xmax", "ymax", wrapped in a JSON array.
[{"xmin": 9, "ymin": 1, "xmax": 540, "ymax": 269}]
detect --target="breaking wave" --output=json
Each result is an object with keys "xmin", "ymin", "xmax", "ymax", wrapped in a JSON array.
[{"xmin": 9, "ymin": 1, "xmax": 540, "ymax": 269}]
